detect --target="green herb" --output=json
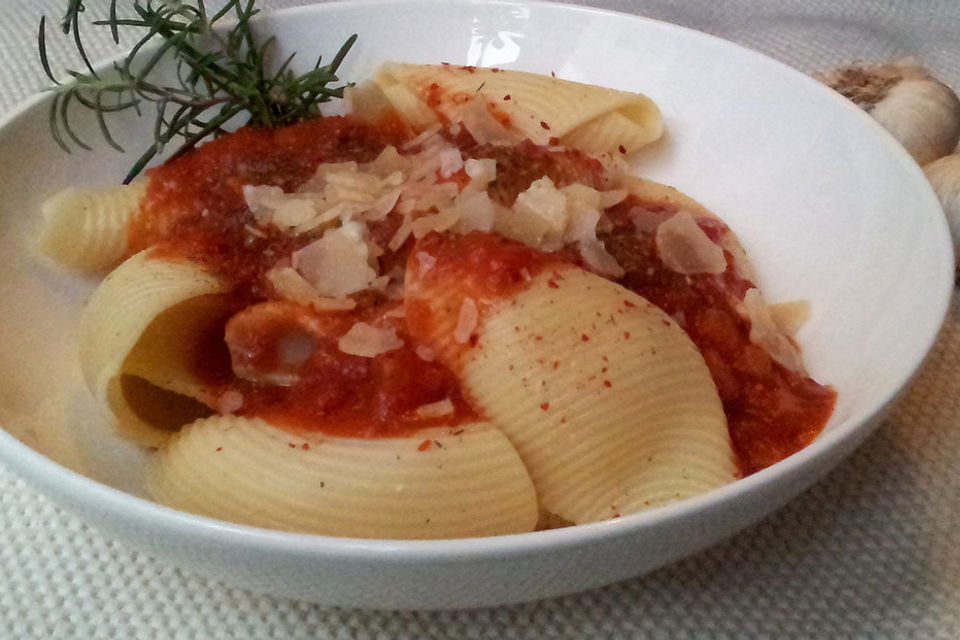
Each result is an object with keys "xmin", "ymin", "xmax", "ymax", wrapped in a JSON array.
[{"xmin": 39, "ymin": 1, "xmax": 356, "ymax": 183}]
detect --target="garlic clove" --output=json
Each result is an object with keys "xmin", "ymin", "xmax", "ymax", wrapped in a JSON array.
[
  {"xmin": 923, "ymin": 153, "xmax": 960, "ymax": 273},
  {"xmin": 818, "ymin": 62, "xmax": 960, "ymax": 165}
]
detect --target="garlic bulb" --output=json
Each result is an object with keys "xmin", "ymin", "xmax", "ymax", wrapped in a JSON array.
[
  {"xmin": 818, "ymin": 62, "xmax": 960, "ymax": 165},
  {"xmin": 923, "ymin": 154, "xmax": 960, "ymax": 272}
]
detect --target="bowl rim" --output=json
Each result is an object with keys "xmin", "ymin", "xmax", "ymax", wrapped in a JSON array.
[{"xmin": 0, "ymin": 0, "xmax": 953, "ymax": 562}]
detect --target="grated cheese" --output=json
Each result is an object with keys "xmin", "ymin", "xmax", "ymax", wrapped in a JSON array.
[
  {"xmin": 739, "ymin": 289, "xmax": 804, "ymax": 372},
  {"xmin": 414, "ymin": 398, "xmax": 455, "ymax": 418},
  {"xmin": 338, "ymin": 322, "xmax": 405, "ymax": 357},
  {"xmin": 655, "ymin": 211, "xmax": 727, "ymax": 275},
  {"xmin": 293, "ymin": 222, "xmax": 380, "ymax": 297},
  {"xmin": 453, "ymin": 298, "xmax": 479, "ymax": 344}
]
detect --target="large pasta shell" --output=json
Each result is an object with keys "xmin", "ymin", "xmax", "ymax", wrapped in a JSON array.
[
  {"xmin": 78, "ymin": 251, "xmax": 229, "ymax": 447},
  {"xmin": 408, "ymin": 252, "xmax": 738, "ymax": 524},
  {"xmin": 374, "ymin": 63, "xmax": 662, "ymax": 153},
  {"xmin": 36, "ymin": 181, "xmax": 146, "ymax": 272},
  {"xmin": 147, "ymin": 416, "xmax": 538, "ymax": 539}
]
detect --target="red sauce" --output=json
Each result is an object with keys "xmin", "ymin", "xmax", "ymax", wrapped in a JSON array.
[
  {"xmin": 414, "ymin": 231, "xmax": 566, "ymax": 301},
  {"xmin": 604, "ymin": 198, "xmax": 836, "ymax": 473},
  {"xmin": 405, "ymin": 232, "xmax": 570, "ymax": 368},
  {"xmin": 129, "ymin": 113, "xmax": 834, "ymax": 470},
  {"xmin": 132, "ymin": 116, "xmax": 406, "ymax": 299},
  {"xmin": 129, "ymin": 117, "xmax": 472, "ymax": 438},
  {"xmin": 233, "ymin": 326, "xmax": 478, "ymax": 438}
]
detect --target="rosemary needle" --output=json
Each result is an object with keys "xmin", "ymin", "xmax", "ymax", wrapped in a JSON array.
[{"xmin": 39, "ymin": 0, "xmax": 357, "ymax": 183}]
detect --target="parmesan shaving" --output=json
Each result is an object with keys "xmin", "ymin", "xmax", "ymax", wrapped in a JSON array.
[
  {"xmin": 453, "ymin": 190, "xmax": 500, "ymax": 233},
  {"xmin": 416, "ymin": 251, "xmax": 437, "ymax": 275},
  {"xmin": 438, "ymin": 147, "xmax": 464, "ymax": 178},
  {"xmin": 655, "ymin": 211, "xmax": 727, "ymax": 275},
  {"xmin": 401, "ymin": 123, "xmax": 444, "ymax": 150},
  {"xmin": 265, "ymin": 267, "xmax": 357, "ymax": 311},
  {"xmin": 768, "ymin": 300, "xmax": 812, "ymax": 338},
  {"xmin": 338, "ymin": 322, "xmax": 404, "ymax": 358},
  {"xmin": 497, "ymin": 176, "xmax": 567, "ymax": 247},
  {"xmin": 578, "ymin": 239, "xmax": 625, "ymax": 277},
  {"xmin": 293, "ymin": 222, "xmax": 380, "ymax": 297},
  {"xmin": 560, "ymin": 183, "xmax": 603, "ymax": 245},
  {"xmin": 216, "ymin": 390, "xmax": 244, "ymax": 415},
  {"xmin": 388, "ymin": 215, "xmax": 414, "ymax": 251},
  {"xmin": 242, "ymin": 185, "xmax": 320, "ymax": 230},
  {"xmin": 454, "ymin": 298, "xmax": 479, "ymax": 344},
  {"xmin": 410, "ymin": 207, "xmax": 461, "ymax": 239},
  {"xmin": 463, "ymin": 158, "xmax": 497, "ymax": 188},
  {"xmin": 416, "ymin": 345, "xmax": 437, "ymax": 361},
  {"xmin": 459, "ymin": 96, "xmax": 520, "ymax": 145},
  {"xmin": 414, "ymin": 398, "xmax": 455, "ymax": 418},
  {"xmin": 739, "ymin": 289, "xmax": 805, "ymax": 372}
]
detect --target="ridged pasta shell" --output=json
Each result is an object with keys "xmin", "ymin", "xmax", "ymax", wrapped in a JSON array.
[
  {"xmin": 78, "ymin": 251, "xmax": 229, "ymax": 447},
  {"xmin": 36, "ymin": 181, "xmax": 146, "ymax": 272},
  {"xmin": 147, "ymin": 416, "xmax": 539, "ymax": 539},
  {"xmin": 413, "ymin": 260, "xmax": 738, "ymax": 524},
  {"xmin": 374, "ymin": 63, "xmax": 662, "ymax": 153}
]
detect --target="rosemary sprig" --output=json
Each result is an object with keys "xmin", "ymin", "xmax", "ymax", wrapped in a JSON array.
[{"xmin": 39, "ymin": 1, "xmax": 357, "ymax": 183}]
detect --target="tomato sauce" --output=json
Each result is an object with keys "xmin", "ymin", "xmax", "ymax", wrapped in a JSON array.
[
  {"xmin": 131, "ymin": 116, "xmax": 406, "ymax": 299},
  {"xmin": 129, "ymin": 113, "xmax": 834, "ymax": 472},
  {"xmin": 603, "ymin": 198, "xmax": 836, "ymax": 474}
]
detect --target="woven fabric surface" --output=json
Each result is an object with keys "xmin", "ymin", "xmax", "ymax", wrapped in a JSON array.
[{"xmin": 1, "ymin": 0, "xmax": 958, "ymax": 637}]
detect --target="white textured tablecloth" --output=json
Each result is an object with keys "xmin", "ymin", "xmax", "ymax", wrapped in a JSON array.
[{"xmin": 1, "ymin": 1, "xmax": 959, "ymax": 637}]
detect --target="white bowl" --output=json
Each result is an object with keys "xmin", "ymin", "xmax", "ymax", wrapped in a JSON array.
[{"xmin": 0, "ymin": 0, "xmax": 951, "ymax": 609}]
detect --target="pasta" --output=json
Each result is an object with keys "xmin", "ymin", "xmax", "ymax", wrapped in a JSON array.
[
  {"xmin": 149, "ymin": 417, "xmax": 537, "ymax": 538},
  {"xmin": 407, "ymin": 261, "xmax": 737, "ymax": 523},
  {"xmin": 368, "ymin": 63, "xmax": 663, "ymax": 153},
  {"xmin": 38, "ymin": 63, "xmax": 835, "ymax": 538},
  {"xmin": 37, "ymin": 181, "xmax": 146, "ymax": 272}
]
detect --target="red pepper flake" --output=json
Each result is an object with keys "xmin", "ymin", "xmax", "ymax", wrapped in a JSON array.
[
  {"xmin": 535, "ymin": 335, "xmax": 543, "ymax": 341},
  {"xmin": 492, "ymin": 67, "xmax": 501, "ymax": 72},
  {"xmin": 288, "ymin": 443, "xmax": 296, "ymax": 449},
  {"xmin": 301, "ymin": 443, "xmax": 310, "ymax": 450},
  {"xmin": 602, "ymin": 355, "xmax": 609, "ymax": 362},
  {"xmin": 508, "ymin": 364, "xmax": 514, "ymax": 371},
  {"xmin": 613, "ymin": 513, "xmax": 621, "ymax": 519},
  {"xmin": 662, "ymin": 319, "xmax": 671, "ymax": 326},
  {"xmin": 514, "ymin": 326, "xmax": 520, "ymax": 332},
  {"xmin": 441, "ymin": 61, "xmax": 451, "ymax": 66},
  {"xmin": 540, "ymin": 402, "xmax": 550, "ymax": 411},
  {"xmin": 618, "ymin": 145, "xmax": 627, "ymax": 154},
  {"xmin": 433, "ymin": 440, "xmax": 443, "ymax": 448},
  {"xmin": 581, "ymin": 334, "xmax": 590, "ymax": 342},
  {"xmin": 601, "ymin": 367, "xmax": 608, "ymax": 373},
  {"xmin": 215, "ymin": 447, "xmax": 222, "ymax": 452},
  {"xmin": 451, "ymin": 429, "xmax": 465, "ymax": 436},
  {"xmin": 624, "ymin": 331, "xmax": 631, "ymax": 340},
  {"xmin": 551, "ymin": 70, "xmax": 556, "ymax": 77},
  {"xmin": 548, "ymin": 279, "xmax": 559, "ymax": 289},
  {"xmin": 553, "ymin": 361, "xmax": 559, "ymax": 369},
  {"xmin": 604, "ymin": 380, "xmax": 612, "ymax": 388},
  {"xmin": 418, "ymin": 439, "xmax": 432, "ymax": 451},
  {"xmin": 503, "ymin": 94, "xmax": 511, "ymax": 100},
  {"xmin": 540, "ymin": 121, "xmax": 551, "ymax": 130},
  {"xmin": 548, "ymin": 136, "xmax": 561, "ymax": 146},
  {"xmin": 561, "ymin": 417, "xmax": 567, "ymax": 423},
  {"xmin": 624, "ymin": 300, "xmax": 636, "ymax": 307}
]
